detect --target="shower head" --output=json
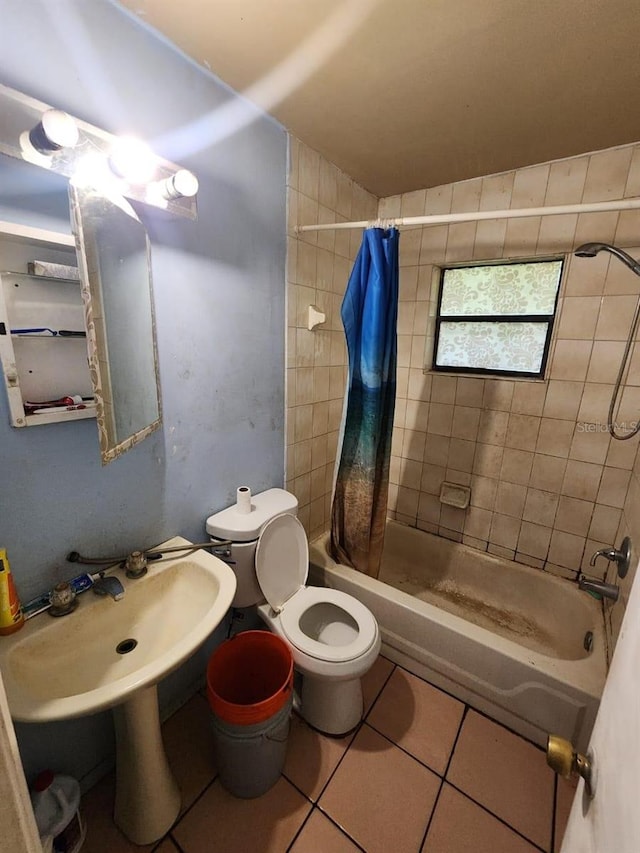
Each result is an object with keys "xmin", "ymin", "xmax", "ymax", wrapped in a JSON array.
[{"xmin": 575, "ymin": 242, "xmax": 640, "ymax": 277}]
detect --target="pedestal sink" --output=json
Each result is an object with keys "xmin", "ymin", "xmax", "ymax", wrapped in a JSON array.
[{"xmin": 0, "ymin": 536, "xmax": 236, "ymax": 844}]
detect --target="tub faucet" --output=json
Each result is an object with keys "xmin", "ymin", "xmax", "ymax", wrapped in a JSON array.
[
  {"xmin": 92, "ymin": 575, "xmax": 125, "ymax": 601},
  {"xmin": 578, "ymin": 576, "xmax": 619, "ymax": 602}
]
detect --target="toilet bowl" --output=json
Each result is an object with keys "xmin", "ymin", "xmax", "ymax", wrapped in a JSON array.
[{"xmin": 206, "ymin": 488, "xmax": 381, "ymax": 735}]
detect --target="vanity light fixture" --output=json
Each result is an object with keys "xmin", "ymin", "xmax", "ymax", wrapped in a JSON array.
[
  {"xmin": 1, "ymin": 82, "xmax": 198, "ymax": 219},
  {"xmin": 28, "ymin": 109, "xmax": 79, "ymax": 153}
]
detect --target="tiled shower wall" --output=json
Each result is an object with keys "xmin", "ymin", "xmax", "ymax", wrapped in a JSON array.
[
  {"xmin": 286, "ymin": 136, "xmax": 640, "ymax": 649},
  {"xmin": 380, "ymin": 142, "xmax": 640, "ymax": 649},
  {"xmin": 285, "ymin": 138, "xmax": 377, "ymax": 539}
]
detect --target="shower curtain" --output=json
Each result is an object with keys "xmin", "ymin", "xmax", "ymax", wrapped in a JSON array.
[{"xmin": 330, "ymin": 226, "xmax": 399, "ymax": 578}]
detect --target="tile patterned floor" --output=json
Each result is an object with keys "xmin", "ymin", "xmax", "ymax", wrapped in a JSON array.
[{"xmin": 81, "ymin": 656, "xmax": 577, "ymax": 853}]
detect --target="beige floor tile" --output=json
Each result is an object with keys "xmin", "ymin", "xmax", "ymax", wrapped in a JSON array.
[
  {"xmin": 554, "ymin": 776, "xmax": 578, "ymax": 852},
  {"xmin": 162, "ymin": 693, "xmax": 218, "ymax": 813},
  {"xmin": 81, "ymin": 773, "xmax": 154, "ymax": 853},
  {"xmin": 173, "ymin": 776, "xmax": 311, "ymax": 853},
  {"xmin": 422, "ymin": 784, "xmax": 539, "ymax": 853},
  {"xmin": 289, "ymin": 809, "xmax": 361, "ymax": 852},
  {"xmin": 319, "ymin": 724, "xmax": 440, "ymax": 853},
  {"xmin": 367, "ymin": 667, "xmax": 464, "ymax": 774},
  {"xmin": 362, "ymin": 654, "xmax": 395, "ymax": 713},
  {"xmin": 284, "ymin": 712, "xmax": 355, "ymax": 801},
  {"xmin": 447, "ymin": 711, "xmax": 554, "ymax": 850}
]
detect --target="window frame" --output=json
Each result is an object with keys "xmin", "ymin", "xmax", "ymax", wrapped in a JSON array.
[{"xmin": 431, "ymin": 256, "xmax": 564, "ymax": 379}]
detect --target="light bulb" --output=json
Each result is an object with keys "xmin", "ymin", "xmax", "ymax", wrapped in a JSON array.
[
  {"xmin": 109, "ymin": 136, "xmax": 157, "ymax": 185},
  {"xmin": 162, "ymin": 169, "xmax": 199, "ymax": 199},
  {"xmin": 29, "ymin": 109, "xmax": 79, "ymax": 153},
  {"xmin": 71, "ymin": 152, "xmax": 112, "ymax": 190}
]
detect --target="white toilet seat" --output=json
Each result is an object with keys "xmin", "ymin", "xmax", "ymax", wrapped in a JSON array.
[
  {"xmin": 280, "ymin": 586, "xmax": 378, "ymax": 663},
  {"xmin": 255, "ymin": 513, "xmax": 378, "ymax": 665}
]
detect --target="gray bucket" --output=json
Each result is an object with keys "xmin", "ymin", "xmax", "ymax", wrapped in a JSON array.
[{"xmin": 211, "ymin": 692, "xmax": 293, "ymax": 798}]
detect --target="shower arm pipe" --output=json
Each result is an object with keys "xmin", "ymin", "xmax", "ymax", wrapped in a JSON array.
[{"xmin": 295, "ymin": 197, "xmax": 640, "ymax": 233}]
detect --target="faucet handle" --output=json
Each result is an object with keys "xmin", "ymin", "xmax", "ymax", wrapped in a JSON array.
[
  {"xmin": 125, "ymin": 551, "xmax": 148, "ymax": 579},
  {"xmin": 589, "ymin": 536, "xmax": 632, "ymax": 579},
  {"xmin": 589, "ymin": 547, "xmax": 617, "ymax": 566}
]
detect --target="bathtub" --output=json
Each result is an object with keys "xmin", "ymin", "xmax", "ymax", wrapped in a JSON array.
[{"xmin": 309, "ymin": 520, "xmax": 607, "ymax": 752}]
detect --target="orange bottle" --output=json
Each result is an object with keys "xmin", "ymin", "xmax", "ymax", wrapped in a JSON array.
[{"xmin": 0, "ymin": 548, "xmax": 25, "ymax": 635}]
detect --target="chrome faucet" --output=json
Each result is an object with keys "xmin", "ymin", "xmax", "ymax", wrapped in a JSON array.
[
  {"xmin": 92, "ymin": 575, "xmax": 125, "ymax": 601},
  {"xmin": 578, "ymin": 576, "xmax": 619, "ymax": 602}
]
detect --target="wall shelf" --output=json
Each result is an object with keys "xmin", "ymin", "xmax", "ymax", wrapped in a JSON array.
[{"xmin": 0, "ymin": 223, "xmax": 95, "ymax": 428}]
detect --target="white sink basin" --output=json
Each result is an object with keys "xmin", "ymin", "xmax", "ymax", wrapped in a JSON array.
[
  {"xmin": 0, "ymin": 536, "xmax": 236, "ymax": 845},
  {"xmin": 0, "ymin": 536, "xmax": 236, "ymax": 722}
]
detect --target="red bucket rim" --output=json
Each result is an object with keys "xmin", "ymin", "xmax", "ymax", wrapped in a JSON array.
[{"xmin": 206, "ymin": 631, "xmax": 293, "ymax": 725}]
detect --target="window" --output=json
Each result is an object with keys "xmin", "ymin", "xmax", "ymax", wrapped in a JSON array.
[{"xmin": 432, "ymin": 258, "xmax": 563, "ymax": 378}]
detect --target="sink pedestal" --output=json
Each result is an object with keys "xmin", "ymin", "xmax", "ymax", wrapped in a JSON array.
[{"xmin": 113, "ymin": 685, "xmax": 180, "ymax": 845}]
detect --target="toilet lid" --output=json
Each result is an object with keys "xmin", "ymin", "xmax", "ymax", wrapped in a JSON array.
[
  {"xmin": 280, "ymin": 586, "xmax": 378, "ymax": 662},
  {"xmin": 255, "ymin": 513, "xmax": 309, "ymax": 611}
]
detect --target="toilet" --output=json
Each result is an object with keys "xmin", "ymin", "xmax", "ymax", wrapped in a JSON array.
[{"xmin": 206, "ymin": 488, "xmax": 381, "ymax": 735}]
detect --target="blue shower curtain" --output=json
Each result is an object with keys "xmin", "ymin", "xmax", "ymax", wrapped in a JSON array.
[{"xmin": 330, "ymin": 227, "xmax": 399, "ymax": 578}]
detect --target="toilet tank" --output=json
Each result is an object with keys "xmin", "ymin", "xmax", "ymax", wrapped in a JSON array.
[{"xmin": 205, "ymin": 488, "xmax": 298, "ymax": 607}]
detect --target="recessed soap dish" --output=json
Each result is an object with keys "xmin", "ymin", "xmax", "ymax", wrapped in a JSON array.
[{"xmin": 439, "ymin": 481, "xmax": 471, "ymax": 509}]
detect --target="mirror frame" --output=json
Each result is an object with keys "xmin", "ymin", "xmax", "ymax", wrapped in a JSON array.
[{"xmin": 69, "ymin": 185, "xmax": 162, "ymax": 464}]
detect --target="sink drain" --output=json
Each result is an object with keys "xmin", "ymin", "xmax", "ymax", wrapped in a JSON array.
[{"xmin": 116, "ymin": 638, "xmax": 138, "ymax": 655}]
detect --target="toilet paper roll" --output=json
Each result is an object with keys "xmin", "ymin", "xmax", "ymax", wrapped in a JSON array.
[{"xmin": 236, "ymin": 486, "xmax": 252, "ymax": 514}]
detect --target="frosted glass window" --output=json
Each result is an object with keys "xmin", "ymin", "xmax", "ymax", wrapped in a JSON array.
[
  {"xmin": 436, "ymin": 322, "xmax": 548, "ymax": 373},
  {"xmin": 433, "ymin": 258, "xmax": 563, "ymax": 378}
]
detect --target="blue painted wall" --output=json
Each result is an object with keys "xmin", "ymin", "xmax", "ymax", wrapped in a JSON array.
[{"xmin": 0, "ymin": 0, "xmax": 286, "ymax": 784}]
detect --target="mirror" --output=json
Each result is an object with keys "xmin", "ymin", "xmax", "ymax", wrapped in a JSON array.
[{"xmin": 69, "ymin": 185, "xmax": 161, "ymax": 464}]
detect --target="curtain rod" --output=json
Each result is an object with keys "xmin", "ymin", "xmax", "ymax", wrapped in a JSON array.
[{"xmin": 295, "ymin": 197, "xmax": 640, "ymax": 233}]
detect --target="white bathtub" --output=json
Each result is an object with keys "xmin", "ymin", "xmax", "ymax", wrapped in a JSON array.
[{"xmin": 309, "ymin": 520, "xmax": 607, "ymax": 752}]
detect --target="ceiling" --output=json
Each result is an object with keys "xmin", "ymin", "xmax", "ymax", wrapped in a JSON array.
[{"xmin": 118, "ymin": 0, "xmax": 640, "ymax": 198}]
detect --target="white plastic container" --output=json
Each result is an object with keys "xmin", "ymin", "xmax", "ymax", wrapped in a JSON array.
[{"xmin": 30, "ymin": 770, "xmax": 86, "ymax": 853}]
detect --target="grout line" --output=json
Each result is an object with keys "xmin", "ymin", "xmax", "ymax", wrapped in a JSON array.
[
  {"xmin": 167, "ymin": 833, "xmax": 187, "ymax": 853},
  {"xmin": 550, "ymin": 774, "xmax": 559, "ymax": 853},
  {"xmin": 444, "ymin": 778, "xmax": 548, "ymax": 853},
  {"xmin": 281, "ymin": 768, "xmax": 317, "ymax": 804},
  {"xmin": 443, "ymin": 704, "xmax": 468, "ymax": 778},
  {"xmin": 467, "ymin": 703, "xmax": 549, "ymax": 754},
  {"xmin": 305, "ymin": 718, "xmax": 365, "ymax": 804},
  {"xmin": 362, "ymin": 718, "xmax": 448, "ymax": 777},
  {"xmin": 362, "ymin": 658, "xmax": 397, "ymax": 720},
  {"xmin": 285, "ymin": 803, "xmax": 367, "ymax": 853},
  {"xmin": 285, "ymin": 804, "xmax": 316, "ymax": 852},
  {"xmin": 169, "ymin": 771, "xmax": 219, "ymax": 833},
  {"xmin": 315, "ymin": 803, "xmax": 369, "ymax": 852},
  {"xmin": 418, "ymin": 704, "xmax": 469, "ymax": 850}
]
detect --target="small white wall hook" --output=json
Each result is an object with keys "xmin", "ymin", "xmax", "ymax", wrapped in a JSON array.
[{"xmin": 307, "ymin": 305, "xmax": 326, "ymax": 331}]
